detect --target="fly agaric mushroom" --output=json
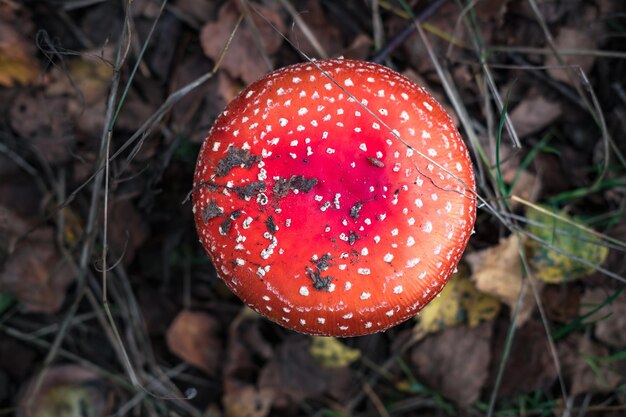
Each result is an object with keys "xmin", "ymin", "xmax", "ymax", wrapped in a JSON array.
[{"xmin": 193, "ymin": 58, "xmax": 475, "ymax": 336}]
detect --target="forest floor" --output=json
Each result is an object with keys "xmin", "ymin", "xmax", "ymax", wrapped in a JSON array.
[{"xmin": 1, "ymin": 0, "xmax": 626, "ymax": 416}]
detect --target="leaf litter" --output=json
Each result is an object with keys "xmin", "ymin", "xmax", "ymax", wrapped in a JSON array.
[{"xmin": 0, "ymin": 0, "xmax": 625, "ymax": 415}]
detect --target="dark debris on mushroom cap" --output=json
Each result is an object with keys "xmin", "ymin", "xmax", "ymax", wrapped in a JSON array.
[{"xmin": 192, "ymin": 58, "xmax": 476, "ymax": 337}]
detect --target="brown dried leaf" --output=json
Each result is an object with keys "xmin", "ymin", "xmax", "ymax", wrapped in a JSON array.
[
  {"xmin": 200, "ymin": 3, "xmax": 285, "ymax": 84},
  {"xmin": 224, "ymin": 310, "xmax": 274, "ymax": 393},
  {"xmin": 217, "ymin": 72, "xmax": 243, "ymax": 106},
  {"xmin": 541, "ymin": 284, "xmax": 582, "ymax": 323},
  {"xmin": 533, "ymin": 152, "xmax": 572, "ymax": 195},
  {"xmin": 546, "ymin": 27, "xmax": 597, "ymax": 86},
  {"xmin": 510, "ymin": 94, "xmax": 562, "ymax": 138},
  {"xmin": 0, "ymin": 206, "xmax": 74, "ymax": 314},
  {"xmin": 166, "ymin": 310, "xmax": 223, "ymax": 376},
  {"xmin": 258, "ymin": 336, "xmax": 356, "ymax": 409},
  {"xmin": 107, "ymin": 200, "xmax": 149, "ymax": 265},
  {"xmin": 505, "ymin": 170, "xmax": 541, "ymax": 209},
  {"xmin": 488, "ymin": 320, "xmax": 557, "ymax": 398},
  {"xmin": 138, "ymin": 287, "xmax": 179, "ymax": 336},
  {"xmin": 343, "ymin": 34, "xmax": 373, "ymax": 61},
  {"xmin": 258, "ymin": 337, "xmax": 327, "ymax": 406},
  {"xmin": 410, "ymin": 322, "xmax": 493, "ymax": 406},
  {"xmin": 9, "ymin": 91, "xmax": 74, "ymax": 165},
  {"xmin": 168, "ymin": 52, "xmax": 224, "ymax": 140},
  {"xmin": 45, "ymin": 53, "xmax": 152, "ymax": 141},
  {"xmin": 401, "ymin": 2, "xmax": 460, "ymax": 75},
  {"xmin": 466, "ymin": 235, "xmax": 536, "ymax": 325},
  {"xmin": 580, "ymin": 288, "xmax": 626, "ymax": 348},
  {"xmin": 559, "ymin": 334, "xmax": 624, "ymax": 396}
]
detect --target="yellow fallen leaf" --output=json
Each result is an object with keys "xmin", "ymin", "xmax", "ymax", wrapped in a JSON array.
[
  {"xmin": 466, "ymin": 234, "xmax": 535, "ymax": 325},
  {"xmin": 309, "ymin": 336, "xmax": 361, "ymax": 368},
  {"xmin": 0, "ymin": 52, "xmax": 38, "ymax": 86},
  {"xmin": 223, "ymin": 386, "xmax": 274, "ymax": 417},
  {"xmin": 68, "ymin": 58, "xmax": 114, "ymax": 104},
  {"xmin": 0, "ymin": 23, "xmax": 38, "ymax": 86},
  {"xmin": 459, "ymin": 277, "xmax": 502, "ymax": 328},
  {"xmin": 525, "ymin": 206, "xmax": 609, "ymax": 283},
  {"xmin": 414, "ymin": 266, "xmax": 501, "ymax": 339}
]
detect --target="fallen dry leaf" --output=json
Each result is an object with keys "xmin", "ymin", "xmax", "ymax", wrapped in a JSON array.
[
  {"xmin": 532, "ymin": 151, "xmax": 572, "ymax": 195},
  {"xmin": 401, "ymin": 1, "xmax": 465, "ymax": 76},
  {"xmin": 488, "ymin": 320, "xmax": 557, "ymax": 398},
  {"xmin": 309, "ymin": 336, "xmax": 361, "ymax": 368},
  {"xmin": 587, "ymin": 216, "xmax": 626, "ymax": 285},
  {"xmin": 58, "ymin": 207, "xmax": 83, "ymax": 248},
  {"xmin": 9, "ymin": 91, "xmax": 74, "ymax": 165},
  {"xmin": 559, "ymin": 334, "xmax": 624, "ymax": 396},
  {"xmin": 343, "ymin": 34, "xmax": 373, "ymax": 61},
  {"xmin": 18, "ymin": 365, "xmax": 111, "ymax": 417},
  {"xmin": 505, "ymin": 170, "xmax": 541, "ymax": 209},
  {"xmin": 541, "ymin": 284, "xmax": 582, "ymax": 323},
  {"xmin": 0, "ymin": 206, "xmax": 74, "ymax": 314},
  {"xmin": 138, "ymin": 287, "xmax": 179, "ymax": 336},
  {"xmin": 466, "ymin": 234, "xmax": 535, "ymax": 325},
  {"xmin": 200, "ymin": 2, "xmax": 285, "ymax": 84},
  {"xmin": 411, "ymin": 322, "xmax": 493, "ymax": 406},
  {"xmin": 546, "ymin": 27, "xmax": 598, "ymax": 86},
  {"xmin": 46, "ymin": 57, "xmax": 114, "ymax": 106},
  {"xmin": 223, "ymin": 310, "xmax": 275, "ymax": 397},
  {"xmin": 0, "ymin": 22, "xmax": 38, "ymax": 87},
  {"xmin": 166, "ymin": 310, "xmax": 223, "ymax": 376},
  {"xmin": 223, "ymin": 385, "xmax": 274, "ymax": 417},
  {"xmin": 168, "ymin": 52, "xmax": 225, "ymax": 141},
  {"xmin": 414, "ymin": 269, "xmax": 501, "ymax": 340},
  {"xmin": 525, "ymin": 205, "xmax": 609, "ymax": 284},
  {"xmin": 45, "ymin": 52, "xmax": 152, "ymax": 141},
  {"xmin": 258, "ymin": 336, "xmax": 356, "ymax": 410},
  {"xmin": 510, "ymin": 94, "xmax": 562, "ymax": 138},
  {"xmin": 580, "ymin": 288, "xmax": 626, "ymax": 348},
  {"xmin": 217, "ymin": 71, "xmax": 244, "ymax": 105},
  {"xmin": 106, "ymin": 200, "xmax": 150, "ymax": 265}
]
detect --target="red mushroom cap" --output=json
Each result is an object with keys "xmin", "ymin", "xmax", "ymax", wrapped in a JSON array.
[{"xmin": 193, "ymin": 59, "xmax": 476, "ymax": 336}]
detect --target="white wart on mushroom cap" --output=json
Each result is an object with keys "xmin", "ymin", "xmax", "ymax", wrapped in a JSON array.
[{"xmin": 193, "ymin": 59, "xmax": 476, "ymax": 336}]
